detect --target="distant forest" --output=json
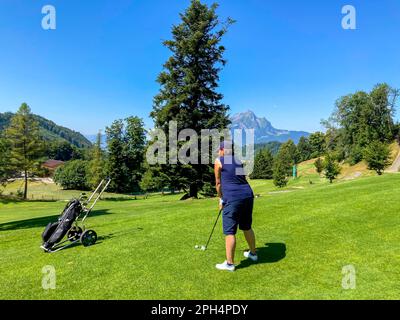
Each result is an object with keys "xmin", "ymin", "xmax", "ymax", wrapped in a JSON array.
[{"xmin": 254, "ymin": 141, "xmax": 282, "ymax": 156}]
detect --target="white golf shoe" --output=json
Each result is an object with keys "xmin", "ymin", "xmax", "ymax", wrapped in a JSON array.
[
  {"xmin": 244, "ymin": 251, "xmax": 258, "ymax": 262},
  {"xmin": 215, "ymin": 261, "xmax": 235, "ymax": 272}
]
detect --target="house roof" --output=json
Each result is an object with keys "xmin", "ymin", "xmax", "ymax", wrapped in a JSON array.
[{"xmin": 42, "ymin": 159, "xmax": 65, "ymax": 169}]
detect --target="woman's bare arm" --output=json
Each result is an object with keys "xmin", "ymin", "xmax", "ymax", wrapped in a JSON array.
[{"xmin": 214, "ymin": 158, "xmax": 222, "ymax": 199}]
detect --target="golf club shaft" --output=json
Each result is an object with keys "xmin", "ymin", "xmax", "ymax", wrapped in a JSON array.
[{"xmin": 205, "ymin": 209, "xmax": 223, "ymax": 248}]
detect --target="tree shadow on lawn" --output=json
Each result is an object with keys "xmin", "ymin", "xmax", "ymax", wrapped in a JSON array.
[
  {"xmin": 0, "ymin": 197, "xmax": 21, "ymax": 204},
  {"xmin": 102, "ymin": 197, "xmax": 141, "ymax": 202},
  {"xmin": 57, "ymin": 227, "xmax": 145, "ymax": 252},
  {"xmin": 236, "ymin": 243, "xmax": 287, "ymax": 270},
  {"xmin": 0, "ymin": 197, "xmax": 57, "ymax": 204},
  {"xmin": 0, "ymin": 209, "xmax": 112, "ymax": 232},
  {"xmin": 96, "ymin": 227, "xmax": 144, "ymax": 243}
]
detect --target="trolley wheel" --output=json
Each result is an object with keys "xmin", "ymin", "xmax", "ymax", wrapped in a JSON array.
[
  {"xmin": 67, "ymin": 227, "xmax": 83, "ymax": 242},
  {"xmin": 80, "ymin": 230, "xmax": 97, "ymax": 247}
]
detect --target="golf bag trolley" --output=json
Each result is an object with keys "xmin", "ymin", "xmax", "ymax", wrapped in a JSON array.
[{"xmin": 41, "ymin": 178, "xmax": 111, "ymax": 253}]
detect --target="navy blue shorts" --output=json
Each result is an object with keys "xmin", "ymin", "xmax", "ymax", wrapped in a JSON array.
[{"xmin": 222, "ymin": 197, "xmax": 254, "ymax": 235}]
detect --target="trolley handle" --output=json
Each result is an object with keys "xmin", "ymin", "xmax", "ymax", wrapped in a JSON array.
[
  {"xmin": 81, "ymin": 178, "xmax": 111, "ymax": 224},
  {"xmin": 87, "ymin": 178, "xmax": 111, "ymax": 211}
]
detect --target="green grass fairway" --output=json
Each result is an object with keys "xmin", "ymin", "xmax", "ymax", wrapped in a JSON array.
[{"xmin": 1, "ymin": 174, "xmax": 399, "ymax": 300}]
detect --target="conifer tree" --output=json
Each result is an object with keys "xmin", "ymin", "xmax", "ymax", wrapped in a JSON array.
[
  {"xmin": 324, "ymin": 154, "xmax": 341, "ymax": 183},
  {"xmin": 5, "ymin": 103, "xmax": 43, "ymax": 199},
  {"xmin": 250, "ymin": 149, "xmax": 274, "ymax": 180},
  {"xmin": 150, "ymin": 0, "xmax": 233, "ymax": 198}
]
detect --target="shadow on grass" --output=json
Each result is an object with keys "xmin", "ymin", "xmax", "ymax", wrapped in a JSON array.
[
  {"xmin": 0, "ymin": 198, "xmax": 20, "ymax": 204},
  {"xmin": 102, "ymin": 197, "xmax": 140, "ymax": 202},
  {"xmin": 0, "ymin": 209, "xmax": 112, "ymax": 232},
  {"xmin": 55, "ymin": 227, "xmax": 144, "ymax": 252},
  {"xmin": 97, "ymin": 227, "xmax": 144, "ymax": 242},
  {"xmin": 236, "ymin": 243, "xmax": 287, "ymax": 270},
  {"xmin": 0, "ymin": 196, "xmax": 58, "ymax": 204}
]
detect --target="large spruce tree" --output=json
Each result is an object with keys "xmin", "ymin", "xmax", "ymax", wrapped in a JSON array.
[{"xmin": 150, "ymin": 0, "xmax": 233, "ymax": 198}]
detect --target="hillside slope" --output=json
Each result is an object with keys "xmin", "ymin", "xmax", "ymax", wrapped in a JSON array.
[
  {"xmin": 387, "ymin": 142, "xmax": 400, "ymax": 173},
  {"xmin": 292, "ymin": 142, "xmax": 400, "ymax": 184},
  {"xmin": 0, "ymin": 112, "xmax": 92, "ymax": 148}
]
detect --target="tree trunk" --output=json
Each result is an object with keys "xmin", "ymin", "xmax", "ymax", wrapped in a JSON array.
[
  {"xmin": 189, "ymin": 183, "xmax": 198, "ymax": 199},
  {"xmin": 24, "ymin": 169, "xmax": 28, "ymax": 200}
]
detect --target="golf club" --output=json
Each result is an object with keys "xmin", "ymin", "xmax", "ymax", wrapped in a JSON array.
[{"xmin": 195, "ymin": 209, "xmax": 223, "ymax": 251}]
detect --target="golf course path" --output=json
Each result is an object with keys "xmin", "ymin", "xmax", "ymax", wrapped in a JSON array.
[{"xmin": 388, "ymin": 149, "xmax": 400, "ymax": 173}]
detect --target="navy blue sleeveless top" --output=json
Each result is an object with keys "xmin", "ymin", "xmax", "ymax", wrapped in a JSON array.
[{"xmin": 220, "ymin": 156, "xmax": 254, "ymax": 203}]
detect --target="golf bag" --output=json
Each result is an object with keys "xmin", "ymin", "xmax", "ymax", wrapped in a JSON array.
[
  {"xmin": 40, "ymin": 178, "xmax": 111, "ymax": 253},
  {"xmin": 42, "ymin": 199, "xmax": 82, "ymax": 250}
]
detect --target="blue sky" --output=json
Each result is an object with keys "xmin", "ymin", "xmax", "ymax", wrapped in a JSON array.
[{"xmin": 0, "ymin": 0, "xmax": 399, "ymax": 134}]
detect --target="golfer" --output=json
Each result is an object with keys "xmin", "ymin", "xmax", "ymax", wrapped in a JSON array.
[{"xmin": 214, "ymin": 141, "xmax": 257, "ymax": 272}]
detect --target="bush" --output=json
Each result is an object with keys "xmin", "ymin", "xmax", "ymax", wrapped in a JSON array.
[
  {"xmin": 314, "ymin": 158, "xmax": 324, "ymax": 175},
  {"xmin": 16, "ymin": 189, "xmax": 24, "ymax": 198},
  {"xmin": 363, "ymin": 141, "xmax": 391, "ymax": 175},
  {"xmin": 54, "ymin": 160, "xmax": 90, "ymax": 190},
  {"xmin": 200, "ymin": 182, "xmax": 217, "ymax": 198}
]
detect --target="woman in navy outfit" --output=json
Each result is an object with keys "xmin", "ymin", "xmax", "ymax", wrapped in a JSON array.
[{"xmin": 214, "ymin": 141, "xmax": 258, "ymax": 272}]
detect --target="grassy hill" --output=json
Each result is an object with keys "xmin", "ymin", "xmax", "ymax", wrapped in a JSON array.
[
  {"xmin": 0, "ymin": 112, "xmax": 92, "ymax": 148},
  {"xmin": 0, "ymin": 173, "xmax": 399, "ymax": 299},
  {"xmin": 294, "ymin": 142, "xmax": 400, "ymax": 184}
]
